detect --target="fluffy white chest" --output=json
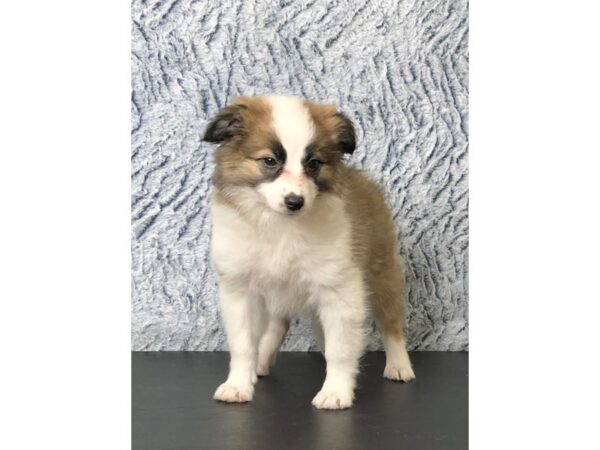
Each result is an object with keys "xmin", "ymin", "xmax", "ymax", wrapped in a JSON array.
[{"xmin": 210, "ymin": 197, "xmax": 353, "ymax": 312}]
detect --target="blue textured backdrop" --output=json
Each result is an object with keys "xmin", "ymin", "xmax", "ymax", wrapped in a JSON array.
[{"xmin": 131, "ymin": 0, "xmax": 468, "ymax": 351}]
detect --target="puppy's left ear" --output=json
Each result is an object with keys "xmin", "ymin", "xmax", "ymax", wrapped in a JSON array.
[
  {"xmin": 334, "ymin": 112, "xmax": 356, "ymax": 154},
  {"xmin": 203, "ymin": 104, "xmax": 247, "ymax": 143}
]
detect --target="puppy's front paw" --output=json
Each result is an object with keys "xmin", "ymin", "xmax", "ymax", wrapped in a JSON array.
[
  {"xmin": 384, "ymin": 364, "xmax": 416, "ymax": 382},
  {"xmin": 312, "ymin": 389, "xmax": 353, "ymax": 410},
  {"xmin": 214, "ymin": 382, "xmax": 254, "ymax": 403}
]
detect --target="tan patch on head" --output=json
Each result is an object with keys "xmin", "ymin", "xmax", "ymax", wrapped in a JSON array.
[
  {"xmin": 230, "ymin": 96, "xmax": 273, "ymax": 151},
  {"xmin": 212, "ymin": 97, "xmax": 281, "ymax": 188},
  {"xmin": 302, "ymin": 100, "xmax": 353, "ymax": 193},
  {"xmin": 304, "ymin": 101, "xmax": 338, "ymax": 133},
  {"xmin": 253, "ymin": 149, "xmax": 276, "ymax": 159},
  {"xmin": 305, "ymin": 100, "xmax": 355, "ymax": 153}
]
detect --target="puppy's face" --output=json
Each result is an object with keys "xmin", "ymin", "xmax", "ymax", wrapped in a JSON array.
[{"xmin": 204, "ymin": 96, "xmax": 355, "ymax": 215}]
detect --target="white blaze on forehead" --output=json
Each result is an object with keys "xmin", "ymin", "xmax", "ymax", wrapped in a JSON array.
[
  {"xmin": 256, "ymin": 96, "xmax": 319, "ymax": 215},
  {"xmin": 266, "ymin": 95, "xmax": 315, "ymax": 173}
]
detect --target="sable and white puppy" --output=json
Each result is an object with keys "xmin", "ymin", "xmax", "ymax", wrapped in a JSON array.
[{"xmin": 203, "ymin": 95, "xmax": 414, "ymax": 410}]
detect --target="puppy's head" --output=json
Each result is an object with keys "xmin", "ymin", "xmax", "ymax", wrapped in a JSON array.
[{"xmin": 204, "ymin": 95, "xmax": 355, "ymax": 216}]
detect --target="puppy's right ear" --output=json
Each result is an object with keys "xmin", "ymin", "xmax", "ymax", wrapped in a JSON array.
[{"xmin": 203, "ymin": 104, "xmax": 247, "ymax": 143}]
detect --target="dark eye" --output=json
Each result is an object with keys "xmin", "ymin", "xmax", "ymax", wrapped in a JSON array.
[
  {"xmin": 306, "ymin": 159, "xmax": 323, "ymax": 171},
  {"xmin": 262, "ymin": 157, "xmax": 277, "ymax": 167}
]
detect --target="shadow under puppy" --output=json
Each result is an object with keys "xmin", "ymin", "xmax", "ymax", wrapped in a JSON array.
[{"xmin": 203, "ymin": 95, "xmax": 414, "ymax": 410}]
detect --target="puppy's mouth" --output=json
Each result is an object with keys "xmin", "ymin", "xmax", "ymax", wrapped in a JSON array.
[{"xmin": 273, "ymin": 204, "xmax": 305, "ymax": 217}]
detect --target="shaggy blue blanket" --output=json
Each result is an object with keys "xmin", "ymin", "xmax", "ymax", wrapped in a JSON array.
[{"xmin": 132, "ymin": 0, "xmax": 469, "ymax": 351}]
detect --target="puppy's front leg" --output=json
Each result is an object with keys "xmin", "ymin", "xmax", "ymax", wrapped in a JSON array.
[
  {"xmin": 312, "ymin": 278, "xmax": 367, "ymax": 410},
  {"xmin": 214, "ymin": 284, "xmax": 263, "ymax": 403}
]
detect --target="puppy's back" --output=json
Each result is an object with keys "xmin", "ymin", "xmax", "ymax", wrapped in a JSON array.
[{"xmin": 342, "ymin": 167, "xmax": 401, "ymax": 275}]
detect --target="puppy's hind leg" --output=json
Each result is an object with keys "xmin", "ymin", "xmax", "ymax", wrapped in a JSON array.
[
  {"xmin": 256, "ymin": 315, "xmax": 290, "ymax": 376},
  {"xmin": 381, "ymin": 325, "xmax": 415, "ymax": 382},
  {"xmin": 371, "ymin": 261, "xmax": 415, "ymax": 382}
]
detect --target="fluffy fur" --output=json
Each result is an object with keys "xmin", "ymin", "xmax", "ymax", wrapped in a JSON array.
[{"xmin": 205, "ymin": 95, "xmax": 414, "ymax": 409}]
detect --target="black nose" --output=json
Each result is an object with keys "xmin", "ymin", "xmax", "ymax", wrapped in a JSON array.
[{"xmin": 284, "ymin": 194, "xmax": 304, "ymax": 212}]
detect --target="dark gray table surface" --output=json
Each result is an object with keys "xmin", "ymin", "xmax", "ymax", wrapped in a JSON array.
[{"xmin": 132, "ymin": 351, "xmax": 468, "ymax": 450}]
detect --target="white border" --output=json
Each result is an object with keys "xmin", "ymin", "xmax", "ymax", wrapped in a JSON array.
[
  {"xmin": 471, "ymin": 1, "xmax": 600, "ymax": 448},
  {"xmin": 0, "ymin": 2, "xmax": 130, "ymax": 448}
]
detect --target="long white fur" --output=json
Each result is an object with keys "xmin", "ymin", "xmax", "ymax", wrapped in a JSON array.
[{"xmin": 211, "ymin": 96, "xmax": 367, "ymax": 409}]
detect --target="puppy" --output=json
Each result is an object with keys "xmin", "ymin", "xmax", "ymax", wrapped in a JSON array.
[{"xmin": 203, "ymin": 95, "xmax": 414, "ymax": 410}]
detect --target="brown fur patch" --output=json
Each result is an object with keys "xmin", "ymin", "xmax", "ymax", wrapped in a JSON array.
[
  {"xmin": 305, "ymin": 100, "xmax": 356, "ymax": 154},
  {"xmin": 340, "ymin": 168, "xmax": 408, "ymax": 340},
  {"xmin": 303, "ymin": 100, "xmax": 354, "ymax": 193},
  {"xmin": 211, "ymin": 97, "xmax": 283, "ymax": 189}
]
